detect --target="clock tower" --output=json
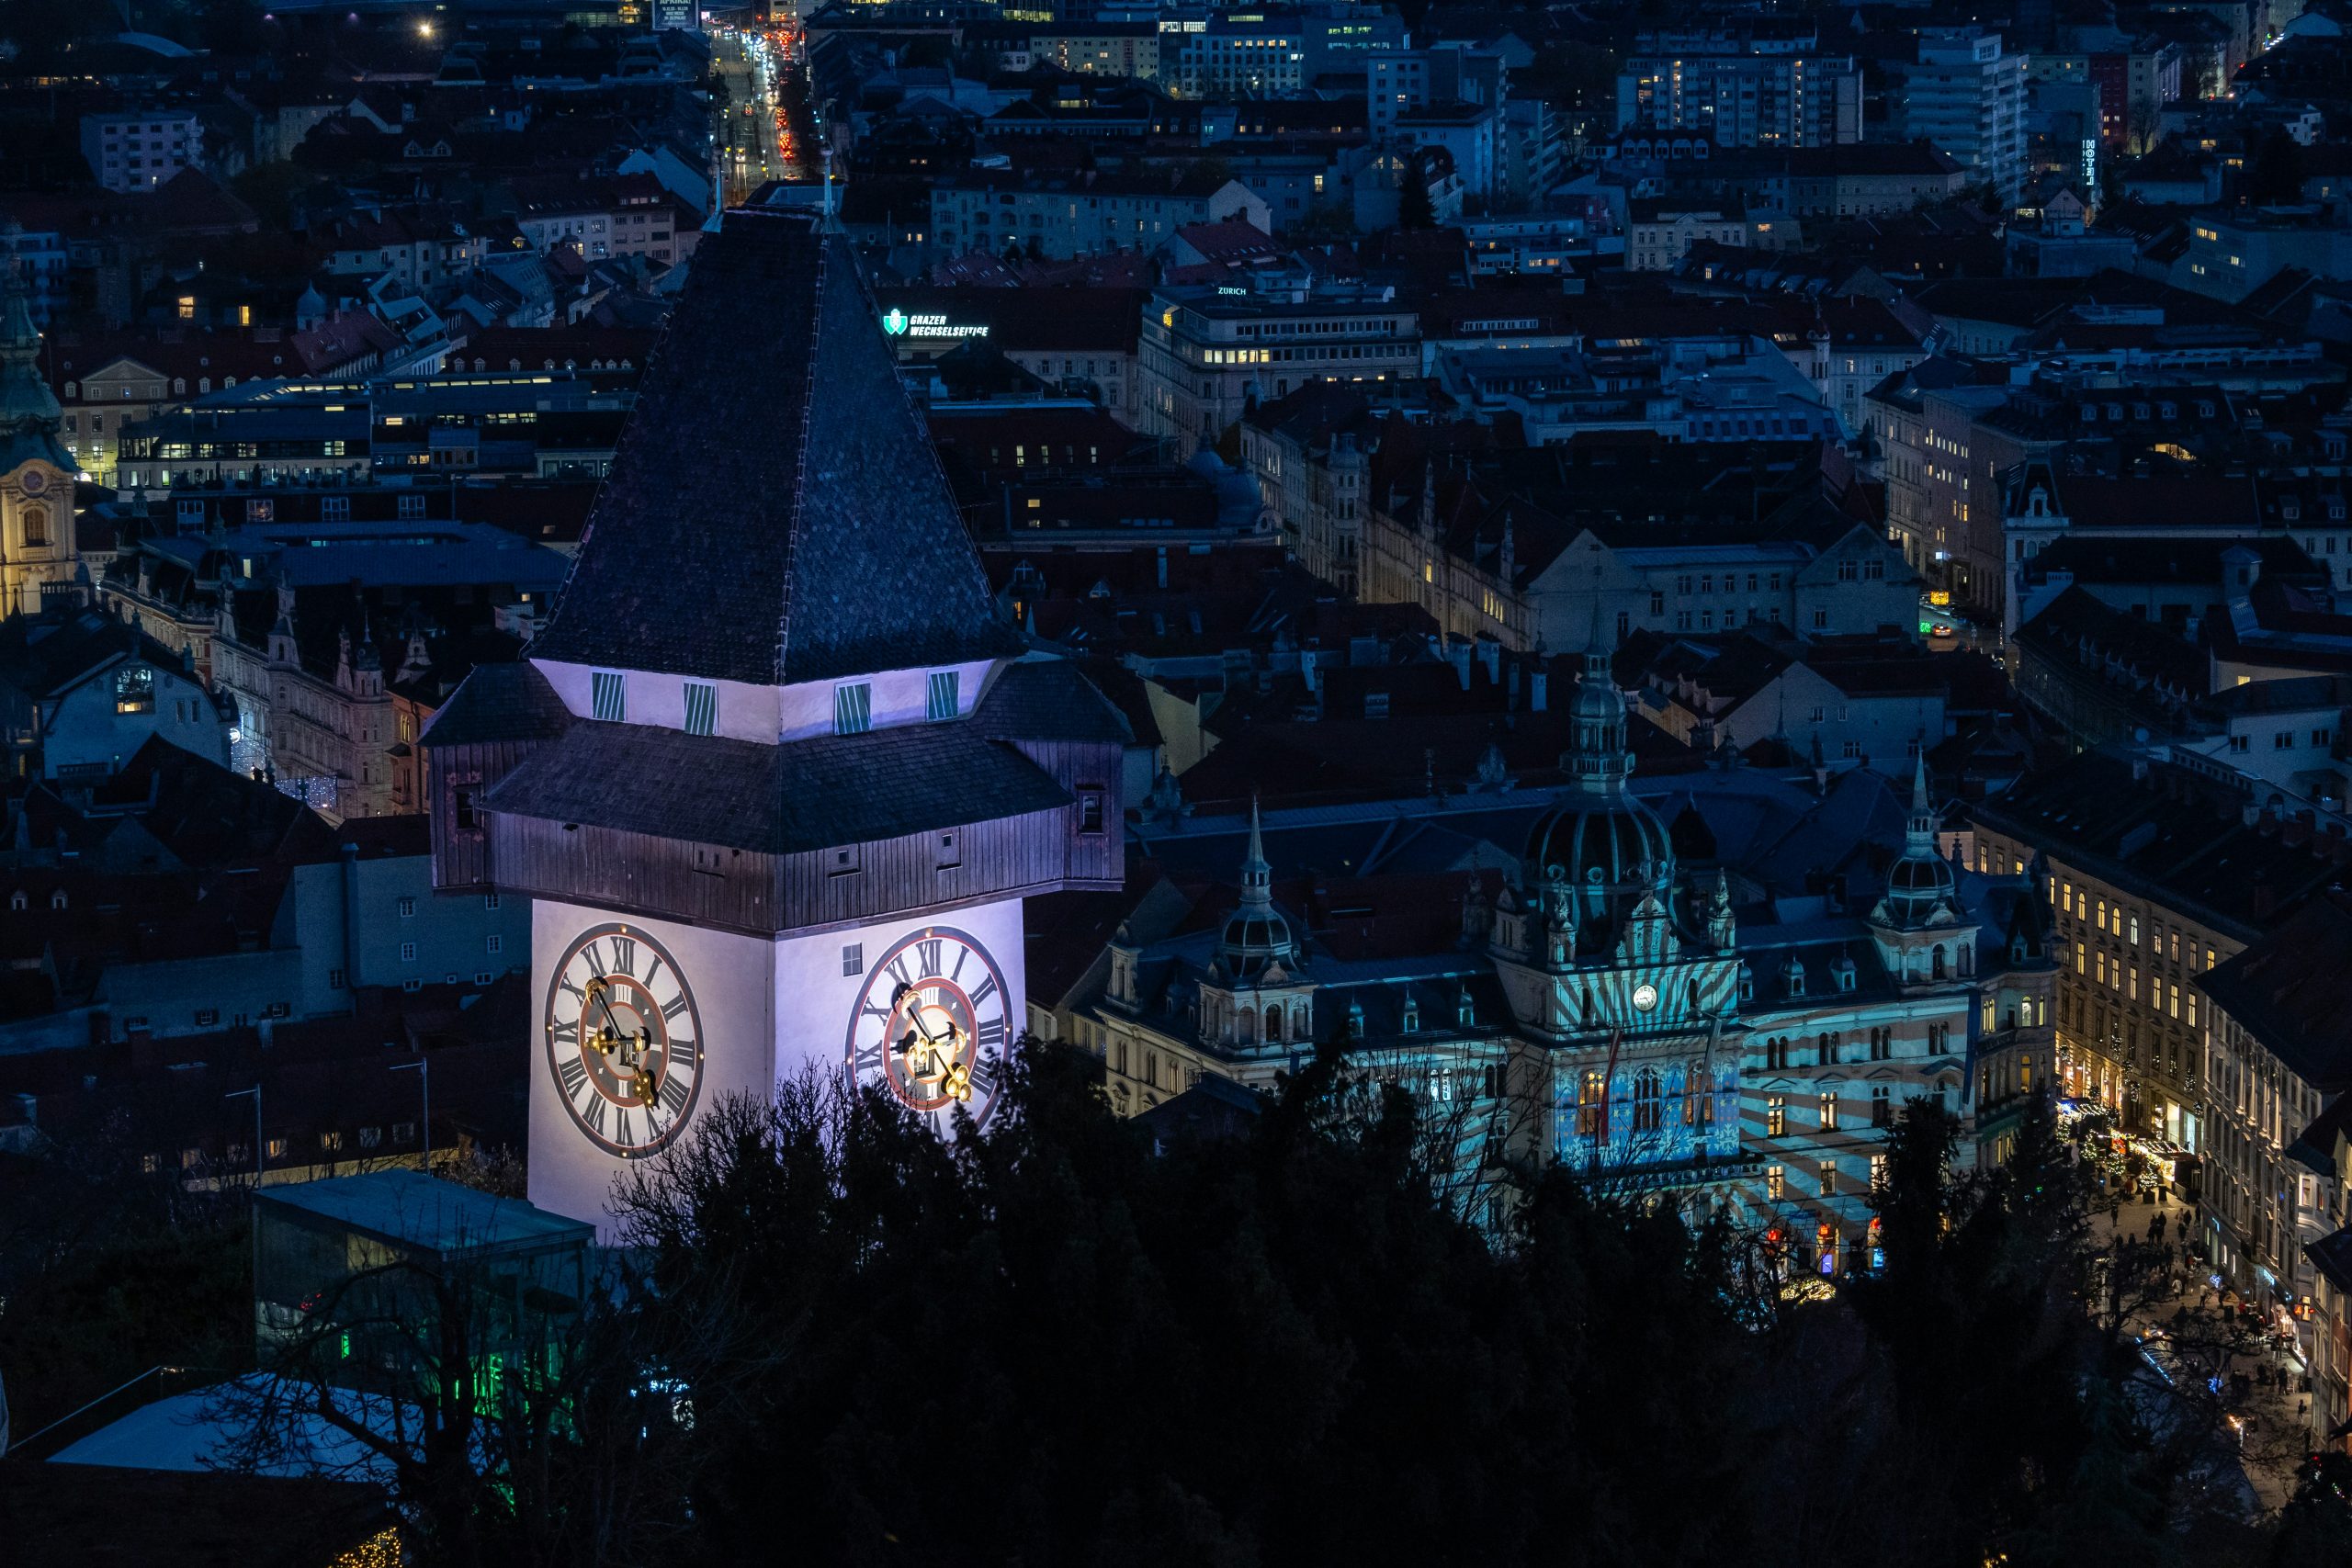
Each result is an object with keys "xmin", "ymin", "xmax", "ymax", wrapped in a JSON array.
[
  {"xmin": 422, "ymin": 212, "xmax": 1128, "ymax": 1231},
  {"xmin": 0, "ymin": 246, "xmax": 79, "ymax": 617}
]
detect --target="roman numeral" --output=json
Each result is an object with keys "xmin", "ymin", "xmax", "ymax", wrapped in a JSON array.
[
  {"xmin": 976, "ymin": 1018, "xmax": 1007, "ymax": 1052},
  {"xmin": 917, "ymin": 939, "xmax": 944, "ymax": 977},
  {"xmin": 659, "ymin": 1075, "xmax": 690, "ymax": 1113},
  {"xmin": 885, "ymin": 954, "xmax": 914, "ymax": 991},
  {"xmin": 582, "ymin": 941, "xmax": 607, "ymax": 976},
  {"xmin": 854, "ymin": 1037, "xmax": 885, "ymax": 1077},
  {"xmin": 642, "ymin": 953, "xmax": 663, "ymax": 991},
  {"xmin": 967, "ymin": 975, "xmax": 999, "ymax": 1010},
  {"xmin": 558, "ymin": 1055, "xmax": 588, "ymax": 1099},
  {"xmin": 550, "ymin": 1019, "xmax": 578, "ymax": 1047},
  {"xmin": 608, "ymin": 937, "xmax": 637, "ymax": 976},
  {"xmin": 559, "ymin": 975, "xmax": 585, "ymax": 1003},
  {"xmin": 950, "ymin": 944, "xmax": 968, "ymax": 983},
  {"xmin": 616, "ymin": 1108, "xmax": 636, "ymax": 1148},
  {"xmin": 582, "ymin": 1095, "xmax": 607, "ymax": 1136},
  {"xmin": 661, "ymin": 992, "xmax": 689, "ymax": 1021},
  {"xmin": 859, "ymin": 998, "xmax": 893, "ymax": 1024}
]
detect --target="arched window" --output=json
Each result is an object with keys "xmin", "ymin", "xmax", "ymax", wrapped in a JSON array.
[
  {"xmin": 173, "ymin": 378, "xmax": 186, "ymax": 394},
  {"xmin": 50, "ymin": 889, "xmax": 66, "ymax": 910},
  {"xmin": 6, "ymin": 891, "xmax": 22, "ymax": 911},
  {"xmin": 1577, "ymin": 1069, "xmax": 1607, "ymax": 1139},
  {"xmin": 1632, "ymin": 1068, "xmax": 1662, "ymax": 1133},
  {"xmin": 20, "ymin": 505, "xmax": 46, "ymax": 547},
  {"xmin": 1931, "ymin": 944, "xmax": 1948, "ymax": 980},
  {"xmin": 1238, "ymin": 1006, "xmax": 1257, "ymax": 1043},
  {"xmin": 1266, "ymin": 1005, "xmax": 1284, "ymax": 1043}
]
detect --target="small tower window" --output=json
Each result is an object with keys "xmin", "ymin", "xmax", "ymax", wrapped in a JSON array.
[
  {"xmin": 834, "ymin": 682, "xmax": 872, "ymax": 735},
  {"xmin": 682, "ymin": 681, "xmax": 717, "ymax": 736},
  {"xmin": 926, "ymin": 670, "xmax": 960, "ymax": 721},
  {"xmin": 591, "ymin": 670, "xmax": 626, "ymax": 722}
]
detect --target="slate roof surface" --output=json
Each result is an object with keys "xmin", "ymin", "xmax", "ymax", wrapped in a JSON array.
[
  {"xmin": 484, "ymin": 717, "xmax": 1070, "ymax": 853},
  {"xmin": 418, "ymin": 660, "xmax": 573, "ymax": 748},
  {"xmin": 532, "ymin": 209, "xmax": 1022, "ymax": 687},
  {"xmin": 972, "ymin": 657, "xmax": 1134, "ymax": 745}
]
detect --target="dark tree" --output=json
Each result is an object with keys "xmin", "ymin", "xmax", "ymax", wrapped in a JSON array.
[{"xmin": 2247, "ymin": 129, "xmax": 2308, "ymax": 206}]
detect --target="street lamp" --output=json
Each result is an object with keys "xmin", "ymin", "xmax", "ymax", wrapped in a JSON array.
[
  {"xmin": 225, "ymin": 1084, "xmax": 262, "ymax": 1184},
  {"xmin": 391, "ymin": 1056, "xmax": 430, "ymax": 1168}
]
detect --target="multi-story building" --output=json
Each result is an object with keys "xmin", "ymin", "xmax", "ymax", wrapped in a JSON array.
[
  {"xmin": 1059, "ymin": 658, "xmax": 2030, "ymax": 1271},
  {"xmin": 2196, "ymin": 890, "xmax": 2352, "ymax": 1420},
  {"xmin": 1969, "ymin": 751, "xmax": 2345, "ymax": 1159},
  {"xmin": 875, "ymin": 286, "xmax": 1146, "ymax": 420},
  {"xmin": 1032, "ymin": 22, "xmax": 1160, "ymax": 79},
  {"xmin": 114, "ymin": 402, "xmax": 373, "ymax": 490},
  {"xmin": 1369, "ymin": 45, "xmax": 1509, "ymax": 141},
  {"xmin": 1615, "ymin": 25, "xmax": 1863, "ymax": 149},
  {"xmin": 1137, "ymin": 285, "xmax": 1419, "ymax": 457},
  {"xmin": 0, "ymin": 609, "xmax": 229, "ymax": 783},
  {"xmin": 101, "ymin": 515, "xmax": 569, "ymax": 820},
  {"xmin": 80, "ymin": 110, "xmax": 201, "ymax": 194},
  {"xmin": 1897, "ymin": 29, "xmax": 2028, "ymax": 205},
  {"xmin": 1239, "ymin": 381, "xmax": 1377, "ymax": 596},
  {"xmin": 927, "ymin": 171, "xmax": 1268, "ymax": 263}
]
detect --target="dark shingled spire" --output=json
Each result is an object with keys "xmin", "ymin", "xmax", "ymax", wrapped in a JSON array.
[{"xmin": 534, "ymin": 209, "xmax": 1022, "ymax": 687}]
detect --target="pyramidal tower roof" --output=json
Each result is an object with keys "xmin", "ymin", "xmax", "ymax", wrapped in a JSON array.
[{"xmin": 534, "ymin": 209, "xmax": 1022, "ymax": 687}]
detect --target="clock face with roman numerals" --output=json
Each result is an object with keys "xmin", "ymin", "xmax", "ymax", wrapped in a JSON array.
[
  {"xmin": 543, "ymin": 922, "xmax": 704, "ymax": 1157},
  {"xmin": 845, "ymin": 927, "xmax": 1011, "ymax": 1129}
]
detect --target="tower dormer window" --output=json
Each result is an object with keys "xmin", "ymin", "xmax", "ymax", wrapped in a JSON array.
[
  {"xmin": 926, "ymin": 669, "xmax": 961, "ymax": 721},
  {"xmin": 591, "ymin": 670, "xmax": 626, "ymax": 722},
  {"xmin": 683, "ymin": 681, "xmax": 716, "ymax": 737},
  {"xmin": 834, "ymin": 682, "xmax": 872, "ymax": 735}
]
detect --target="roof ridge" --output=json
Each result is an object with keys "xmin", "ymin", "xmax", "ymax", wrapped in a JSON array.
[{"xmin": 775, "ymin": 220, "xmax": 822, "ymax": 690}]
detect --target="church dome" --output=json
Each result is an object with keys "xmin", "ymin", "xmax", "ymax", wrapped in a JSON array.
[
  {"xmin": 1221, "ymin": 906, "xmax": 1296, "ymax": 976},
  {"xmin": 1522, "ymin": 631, "xmax": 1678, "ymax": 944},
  {"xmin": 1524, "ymin": 795, "xmax": 1675, "ymax": 890}
]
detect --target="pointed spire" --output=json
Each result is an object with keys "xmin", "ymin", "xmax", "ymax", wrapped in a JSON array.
[
  {"xmin": 1907, "ymin": 754, "xmax": 1938, "ymax": 855},
  {"xmin": 1238, "ymin": 794, "xmax": 1272, "ymax": 910},
  {"xmin": 0, "ymin": 228, "xmax": 65, "ymax": 436}
]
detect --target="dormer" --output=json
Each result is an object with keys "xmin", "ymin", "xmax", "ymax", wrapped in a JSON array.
[
  {"xmin": 1400, "ymin": 991, "xmax": 1420, "ymax": 1033},
  {"xmin": 1783, "ymin": 955, "xmax": 1806, "ymax": 998}
]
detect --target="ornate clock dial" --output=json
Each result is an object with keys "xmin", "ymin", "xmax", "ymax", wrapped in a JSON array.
[
  {"xmin": 845, "ymin": 927, "xmax": 1012, "ymax": 1128},
  {"xmin": 18, "ymin": 468, "xmax": 47, "ymax": 496},
  {"xmin": 543, "ymin": 921, "xmax": 704, "ymax": 1156},
  {"xmin": 1632, "ymin": 982, "xmax": 1659, "ymax": 1012}
]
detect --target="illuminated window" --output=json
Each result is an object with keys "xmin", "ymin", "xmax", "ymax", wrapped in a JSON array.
[
  {"xmin": 1578, "ymin": 1070, "xmax": 1608, "ymax": 1139},
  {"xmin": 113, "ymin": 665, "xmax": 154, "ymax": 715},
  {"xmin": 1766, "ymin": 1094, "xmax": 1786, "ymax": 1136},
  {"xmin": 1819, "ymin": 1091, "xmax": 1837, "ymax": 1132}
]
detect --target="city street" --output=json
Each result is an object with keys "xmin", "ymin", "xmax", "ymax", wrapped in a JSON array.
[
  {"xmin": 2095, "ymin": 1190, "xmax": 2315, "ymax": 1519},
  {"xmin": 712, "ymin": 21, "xmax": 815, "ymax": 207}
]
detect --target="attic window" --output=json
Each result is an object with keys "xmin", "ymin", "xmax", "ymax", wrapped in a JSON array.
[
  {"xmin": 683, "ymin": 681, "xmax": 717, "ymax": 737},
  {"xmin": 591, "ymin": 670, "xmax": 626, "ymax": 722},
  {"xmin": 833, "ymin": 682, "xmax": 872, "ymax": 736}
]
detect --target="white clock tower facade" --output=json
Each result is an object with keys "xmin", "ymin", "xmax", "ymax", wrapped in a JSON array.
[{"xmin": 424, "ymin": 213, "xmax": 1127, "ymax": 1234}]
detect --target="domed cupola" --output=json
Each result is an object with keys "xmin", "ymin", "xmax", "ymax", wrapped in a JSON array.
[
  {"xmin": 1522, "ymin": 626, "xmax": 1675, "ymax": 949},
  {"xmin": 1871, "ymin": 757, "xmax": 1958, "ymax": 931},
  {"xmin": 1219, "ymin": 797, "xmax": 1299, "ymax": 980}
]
